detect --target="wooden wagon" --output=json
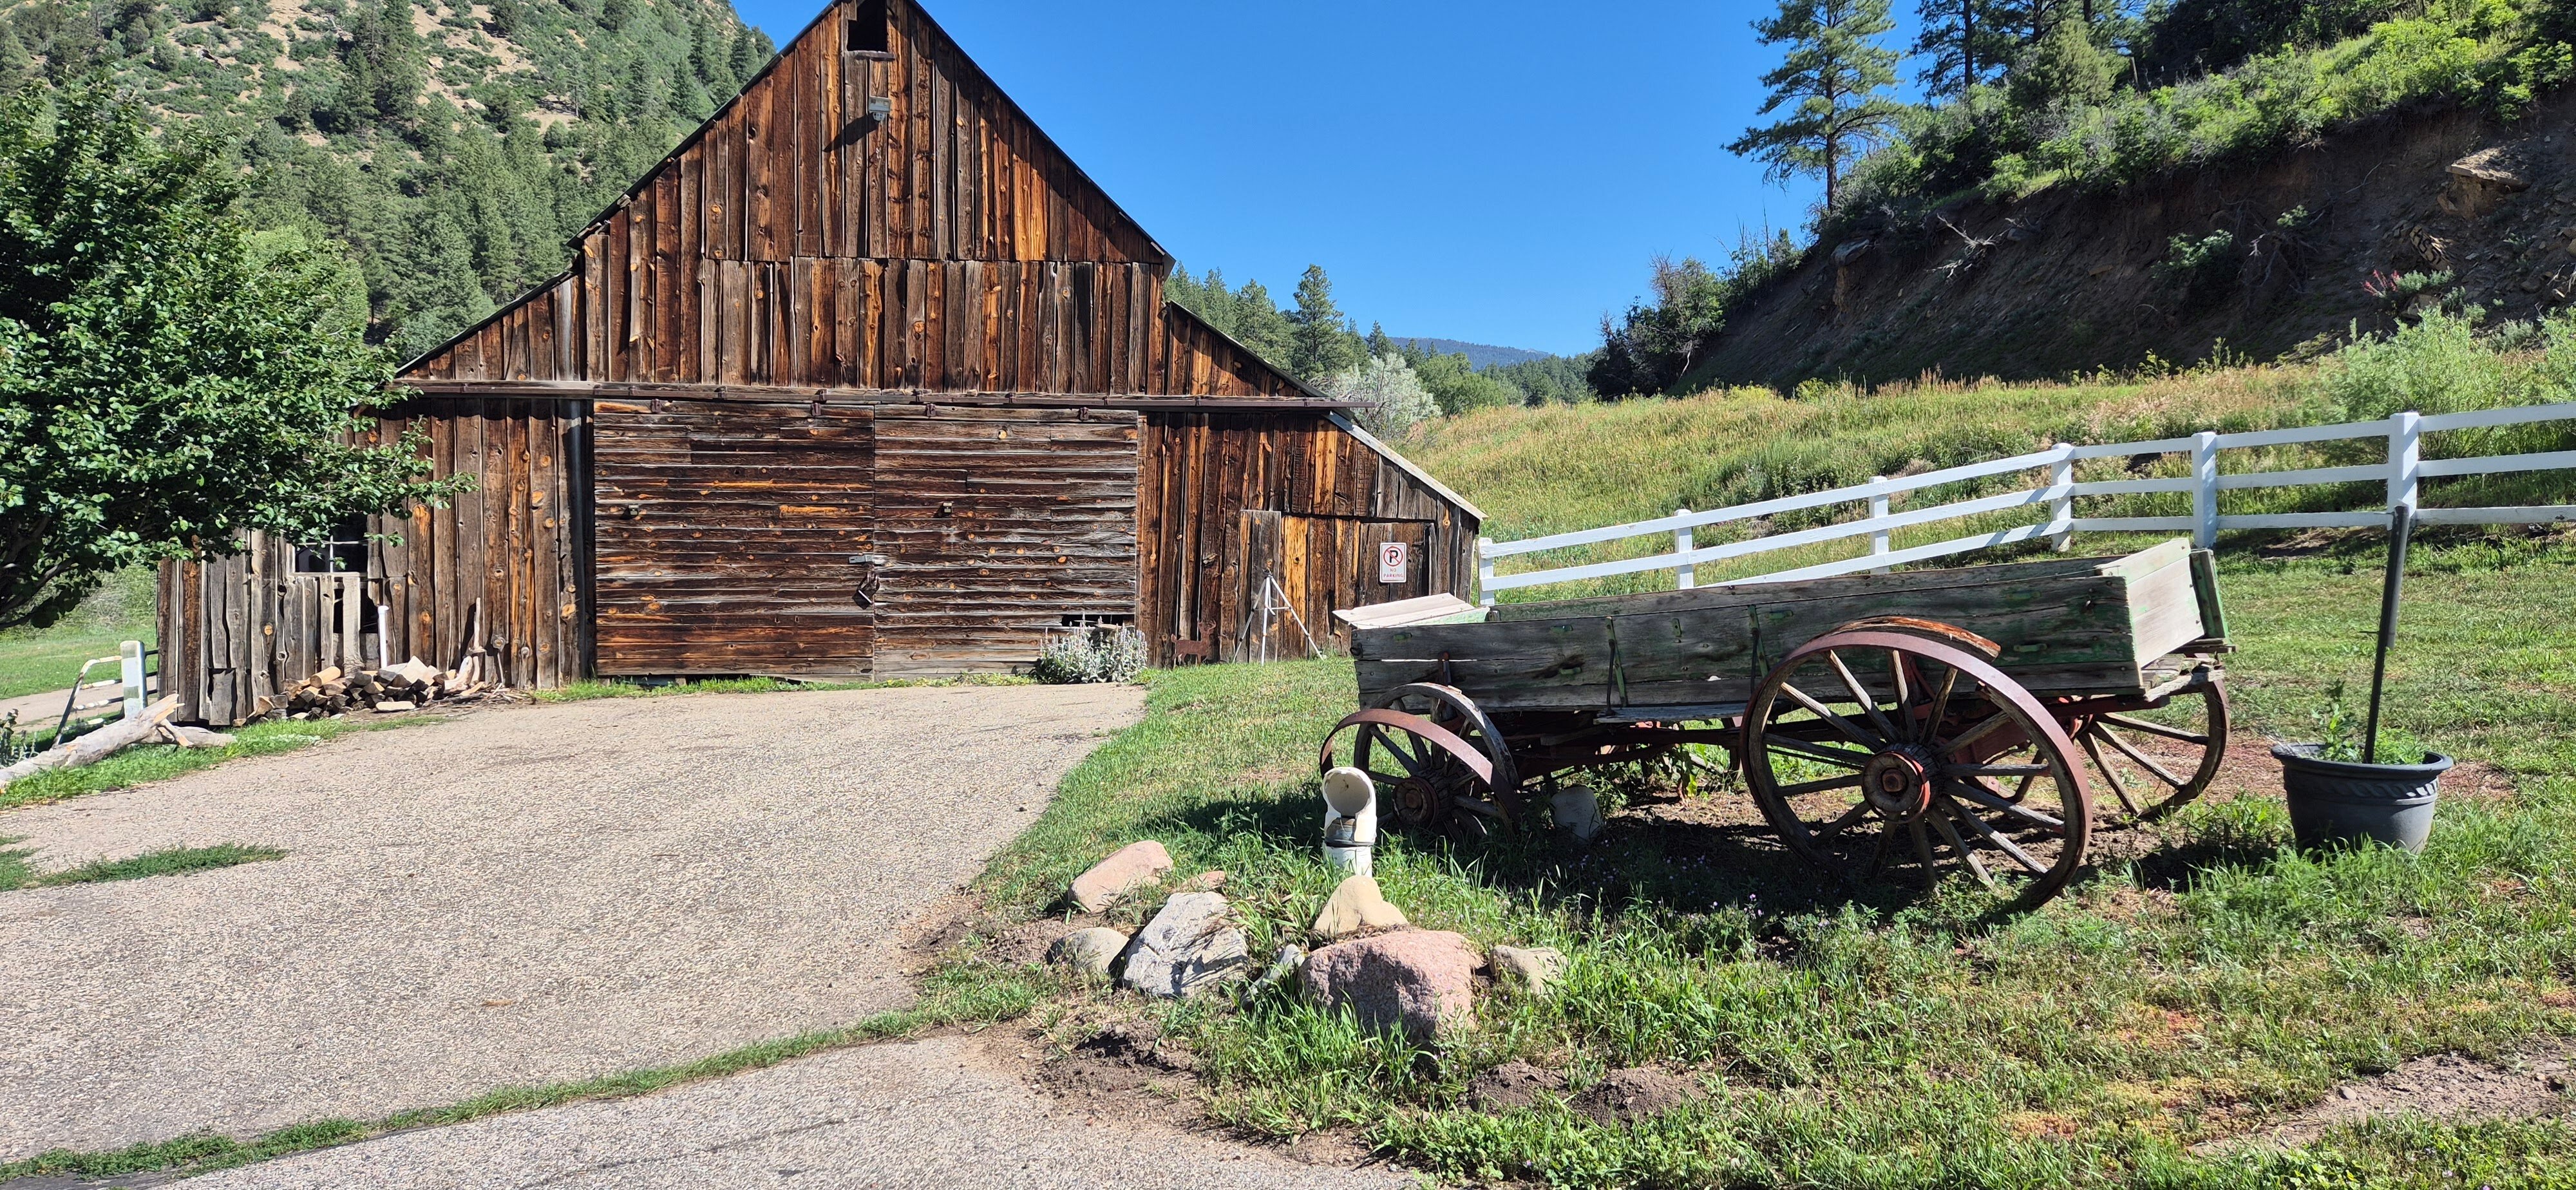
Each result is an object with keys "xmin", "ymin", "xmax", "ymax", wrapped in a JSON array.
[{"xmin": 1319, "ymin": 539, "xmax": 2233, "ymax": 901}]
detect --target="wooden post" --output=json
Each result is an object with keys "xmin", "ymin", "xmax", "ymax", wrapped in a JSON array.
[
  {"xmin": 1869, "ymin": 480, "xmax": 1890, "ymax": 574},
  {"xmin": 2192, "ymin": 431, "xmax": 2221, "ymax": 548},
  {"xmin": 2386, "ymin": 409, "xmax": 2421, "ymax": 513},
  {"xmin": 1477, "ymin": 537, "xmax": 1495, "ymax": 607},
  {"xmin": 1674, "ymin": 509, "xmax": 1694, "ymax": 590},
  {"xmin": 2048, "ymin": 451, "xmax": 2074, "ymax": 552}
]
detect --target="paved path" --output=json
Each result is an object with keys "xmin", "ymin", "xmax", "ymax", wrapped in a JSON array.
[
  {"xmin": 0, "ymin": 685, "xmax": 1142, "ymax": 1162},
  {"xmin": 175, "ymin": 1035, "xmax": 1408, "ymax": 1190}
]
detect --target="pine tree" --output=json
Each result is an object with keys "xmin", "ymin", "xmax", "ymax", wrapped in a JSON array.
[
  {"xmin": 1230, "ymin": 277, "xmax": 1293, "ymax": 366},
  {"xmin": 1365, "ymin": 322, "xmax": 1394, "ymax": 359},
  {"xmin": 1726, "ymin": 0, "xmax": 1905, "ymax": 211},
  {"xmin": 1913, "ymin": 0, "xmax": 2009, "ymax": 97},
  {"xmin": 1286, "ymin": 265, "xmax": 1361, "ymax": 381}
]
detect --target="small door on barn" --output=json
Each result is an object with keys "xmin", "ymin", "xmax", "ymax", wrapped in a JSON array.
[
  {"xmin": 590, "ymin": 401, "xmax": 878, "ymax": 677},
  {"xmin": 1233, "ymin": 515, "xmax": 1432, "ymax": 661}
]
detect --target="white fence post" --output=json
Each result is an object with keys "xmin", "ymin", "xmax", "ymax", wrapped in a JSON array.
[
  {"xmin": 1674, "ymin": 509, "xmax": 1694, "ymax": 589},
  {"xmin": 2387, "ymin": 410, "xmax": 2422, "ymax": 513},
  {"xmin": 118, "ymin": 640, "xmax": 146, "ymax": 720},
  {"xmin": 2049, "ymin": 452, "xmax": 2074, "ymax": 552},
  {"xmin": 1868, "ymin": 480, "xmax": 1891, "ymax": 574},
  {"xmin": 2192, "ymin": 431, "xmax": 2221, "ymax": 548},
  {"xmin": 1477, "ymin": 538, "xmax": 1496, "ymax": 607}
]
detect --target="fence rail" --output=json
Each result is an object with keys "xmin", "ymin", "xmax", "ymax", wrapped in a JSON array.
[{"xmin": 1477, "ymin": 402, "xmax": 2576, "ymax": 603}]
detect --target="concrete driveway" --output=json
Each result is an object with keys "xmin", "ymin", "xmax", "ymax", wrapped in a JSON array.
[{"xmin": 0, "ymin": 685, "xmax": 1146, "ymax": 1162}]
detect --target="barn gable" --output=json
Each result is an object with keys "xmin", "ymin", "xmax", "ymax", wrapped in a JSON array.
[{"xmin": 400, "ymin": 0, "xmax": 1302, "ymax": 398}]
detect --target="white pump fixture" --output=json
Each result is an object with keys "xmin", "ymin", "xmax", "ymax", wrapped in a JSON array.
[{"xmin": 1320, "ymin": 766, "xmax": 1379, "ymax": 876}]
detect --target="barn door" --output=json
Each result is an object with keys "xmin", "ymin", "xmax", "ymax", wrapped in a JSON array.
[{"xmin": 589, "ymin": 401, "xmax": 878, "ymax": 676}]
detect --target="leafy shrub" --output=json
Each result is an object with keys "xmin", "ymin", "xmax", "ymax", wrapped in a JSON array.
[
  {"xmin": 1034, "ymin": 626, "xmax": 1146, "ymax": 685},
  {"xmin": 2152, "ymin": 229, "xmax": 2242, "ymax": 308}
]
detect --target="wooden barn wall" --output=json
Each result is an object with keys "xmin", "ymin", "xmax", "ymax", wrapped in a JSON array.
[
  {"xmin": 591, "ymin": 398, "xmax": 877, "ymax": 676},
  {"xmin": 871, "ymin": 407, "xmax": 1141, "ymax": 674},
  {"xmin": 1137, "ymin": 414, "xmax": 1478, "ymax": 665},
  {"xmin": 158, "ymin": 402, "xmax": 583, "ymax": 725},
  {"xmin": 408, "ymin": 261, "xmax": 1289, "ymax": 399}
]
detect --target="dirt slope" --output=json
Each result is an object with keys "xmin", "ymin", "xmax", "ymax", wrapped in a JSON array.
[{"xmin": 1695, "ymin": 90, "xmax": 2576, "ymax": 387}]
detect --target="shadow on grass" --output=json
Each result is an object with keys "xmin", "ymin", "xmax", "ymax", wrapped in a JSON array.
[{"xmin": 1144, "ymin": 780, "xmax": 1931, "ymax": 930}]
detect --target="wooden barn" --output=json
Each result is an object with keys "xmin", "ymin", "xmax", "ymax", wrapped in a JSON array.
[{"xmin": 157, "ymin": 0, "xmax": 1482, "ymax": 725}]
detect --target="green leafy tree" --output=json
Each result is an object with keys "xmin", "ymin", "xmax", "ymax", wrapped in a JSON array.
[
  {"xmin": 1406, "ymin": 348, "xmax": 1519, "ymax": 416},
  {"xmin": 0, "ymin": 79, "xmax": 460, "ymax": 630},
  {"xmin": 1286, "ymin": 264, "xmax": 1363, "ymax": 381},
  {"xmin": 1727, "ymin": 0, "xmax": 1906, "ymax": 209},
  {"xmin": 1321, "ymin": 353, "xmax": 1435, "ymax": 438}
]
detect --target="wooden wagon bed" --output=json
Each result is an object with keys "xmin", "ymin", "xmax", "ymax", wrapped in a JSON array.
[{"xmin": 1325, "ymin": 540, "xmax": 2234, "ymax": 905}]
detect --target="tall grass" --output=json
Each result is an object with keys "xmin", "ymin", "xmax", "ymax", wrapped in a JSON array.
[{"xmin": 1406, "ymin": 316, "xmax": 2576, "ymax": 600}]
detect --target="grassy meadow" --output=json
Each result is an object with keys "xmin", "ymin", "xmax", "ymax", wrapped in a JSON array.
[
  {"xmin": 976, "ymin": 534, "xmax": 2576, "ymax": 1189},
  {"xmin": 1403, "ymin": 321, "xmax": 2576, "ymax": 600}
]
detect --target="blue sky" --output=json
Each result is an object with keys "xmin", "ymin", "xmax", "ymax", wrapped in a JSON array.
[{"xmin": 728, "ymin": 0, "xmax": 1924, "ymax": 356}]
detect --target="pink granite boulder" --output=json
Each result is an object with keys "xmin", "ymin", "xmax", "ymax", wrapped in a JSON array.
[
  {"xmin": 1068, "ymin": 840, "xmax": 1173, "ymax": 912},
  {"xmin": 1300, "ymin": 928, "xmax": 1480, "ymax": 1041}
]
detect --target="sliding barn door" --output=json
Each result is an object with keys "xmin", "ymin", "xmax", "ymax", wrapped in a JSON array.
[{"xmin": 589, "ymin": 400, "xmax": 878, "ymax": 676}]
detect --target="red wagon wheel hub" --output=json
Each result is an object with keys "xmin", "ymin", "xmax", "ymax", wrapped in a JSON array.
[{"xmin": 1862, "ymin": 748, "xmax": 1934, "ymax": 821}]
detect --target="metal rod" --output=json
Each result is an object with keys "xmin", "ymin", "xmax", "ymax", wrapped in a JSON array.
[{"xmin": 2363, "ymin": 502, "xmax": 2414, "ymax": 764}]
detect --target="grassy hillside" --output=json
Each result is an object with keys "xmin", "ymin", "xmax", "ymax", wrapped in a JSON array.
[
  {"xmin": 1405, "ymin": 316, "xmax": 2576, "ymax": 599},
  {"xmin": 0, "ymin": 0, "xmax": 771, "ymax": 357}
]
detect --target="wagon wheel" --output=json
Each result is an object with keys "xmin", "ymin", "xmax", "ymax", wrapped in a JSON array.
[
  {"xmin": 1317, "ymin": 684, "xmax": 1521, "ymax": 833},
  {"xmin": 2063, "ymin": 673, "xmax": 2230, "ymax": 824},
  {"xmin": 1742, "ymin": 628, "xmax": 2094, "ymax": 903}
]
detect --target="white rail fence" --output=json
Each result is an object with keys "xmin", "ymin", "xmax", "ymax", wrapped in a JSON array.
[{"xmin": 1477, "ymin": 402, "xmax": 2576, "ymax": 604}]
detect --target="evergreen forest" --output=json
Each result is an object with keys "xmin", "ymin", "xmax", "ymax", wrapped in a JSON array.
[{"xmin": 0, "ymin": 0, "xmax": 773, "ymax": 360}]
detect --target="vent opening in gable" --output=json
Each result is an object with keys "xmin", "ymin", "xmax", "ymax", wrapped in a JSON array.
[{"xmin": 846, "ymin": 0, "xmax": 890, "ymax": 54}]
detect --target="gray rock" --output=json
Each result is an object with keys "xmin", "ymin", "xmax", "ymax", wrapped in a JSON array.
[
  {"xmin": 1045, "ymin": 927, "xmax": 1130, "ymax": 979},
  {"xmin": 1489, "ymin": 945, "xmax": 1567, "ymax": 997},
  {"xmin": 1551, "ymin": 786, "xmax": 1604, "ymax": 842},
  {"xmin": 1118, "ymin": 892, "xmax": 1249, "ymax": 999}
]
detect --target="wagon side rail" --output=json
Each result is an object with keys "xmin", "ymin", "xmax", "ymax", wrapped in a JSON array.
[{"xmin": 1477, "ymin": 402, "xmax": 2576, "ymax": 603}]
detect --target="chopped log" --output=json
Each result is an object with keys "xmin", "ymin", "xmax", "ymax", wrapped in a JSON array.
[
  {"xmin": 374, "ymin": 700, "xmax": 417, "ymax": 713},
  {"xmin": 0, "ymin": 696, "xmax": 180, "ymax": 788},
  {"xmin": 312, "ymin": 666, "xmax": 343, "ymax": 685}
]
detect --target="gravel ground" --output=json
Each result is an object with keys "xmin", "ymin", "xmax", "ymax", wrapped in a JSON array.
[
  {"xmin": 0, "ymin": 685, "xmax": 1143, "ymax": 1161},
  {"xmin": 164, "ymin": 1035, "xmax": 1409, "ymax": 1190}
]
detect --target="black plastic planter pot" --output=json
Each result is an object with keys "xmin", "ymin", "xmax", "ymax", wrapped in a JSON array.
[{"xmin": 2271, "ymin": 743, "xmax": 2453, "ymax": 853}]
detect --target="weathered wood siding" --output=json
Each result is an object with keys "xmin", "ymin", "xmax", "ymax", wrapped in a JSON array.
[
  {"xmin": 591, "ymin": 397, "xmax": 876, "ymax": 675},
  {"xmin": 1138, "ymin": 413, "xmax": 1478, "ymax": 664},
  {"xmin": 157, "ymin": 401, "xmax": 585, "ymax": 724},
  {"xmin": 871, "ymin": 407, "xmax": 1141, "ymax": 674}
]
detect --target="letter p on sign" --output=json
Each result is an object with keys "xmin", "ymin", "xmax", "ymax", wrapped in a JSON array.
[{"xmin": 1377, "ymin": 542, "xmax": 1408, "ymax": 584}]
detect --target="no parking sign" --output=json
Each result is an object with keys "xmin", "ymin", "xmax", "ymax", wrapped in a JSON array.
[{"xmin": 1377, "ymin": 542, "xmax": 1408, "ymax": 584}]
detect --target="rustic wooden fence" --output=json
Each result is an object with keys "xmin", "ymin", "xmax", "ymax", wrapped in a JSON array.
[{"xmin": 1479, "ymin": 402, "xmax": 2576, "ymax": 602}]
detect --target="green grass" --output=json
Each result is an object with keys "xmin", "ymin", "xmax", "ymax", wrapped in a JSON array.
[
  {"xmin": 0, "ymin": 567, "xmax": 158, "ymax": 701},
  {"xmin": 1401, "ymin": 364, "xmax": 2576, "ymax": 601},
  {"xmin": 0, "ymin": 715, "xmax": 412, "ymax": 811},
  {"xmin": 968, "ymin": 541, "xmax": 2576, "ymax": 1189},
  {"xmin": 0, "ymin": 961, "xmax": 1052, "ymax": 1182},
  {"xmin": 0, "ymin": 843, "xmax": 287, "ymax": 891}
]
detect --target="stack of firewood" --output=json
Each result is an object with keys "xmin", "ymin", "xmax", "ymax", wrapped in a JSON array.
[{"xmin": 276, "ymin": 657, "xmax": 504, "ymax": 719}]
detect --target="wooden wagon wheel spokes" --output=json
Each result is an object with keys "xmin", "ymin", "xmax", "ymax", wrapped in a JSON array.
[
  {"xmin": 1744, "ymin": 628, "xmax": 2094, "ymax": 903},
  {"xmin": 1316, "ymin": 684, "xmax": 1520, "ymax": 833},
  {"xmin": 2064, "ymin": 677, "xmax": 2230, "ymax": 824}
]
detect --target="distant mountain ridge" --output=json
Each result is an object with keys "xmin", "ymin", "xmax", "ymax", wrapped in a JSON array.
[{"xmin": 1394, "ymin": 337, "xmax": 1553, "ymax": 370}]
